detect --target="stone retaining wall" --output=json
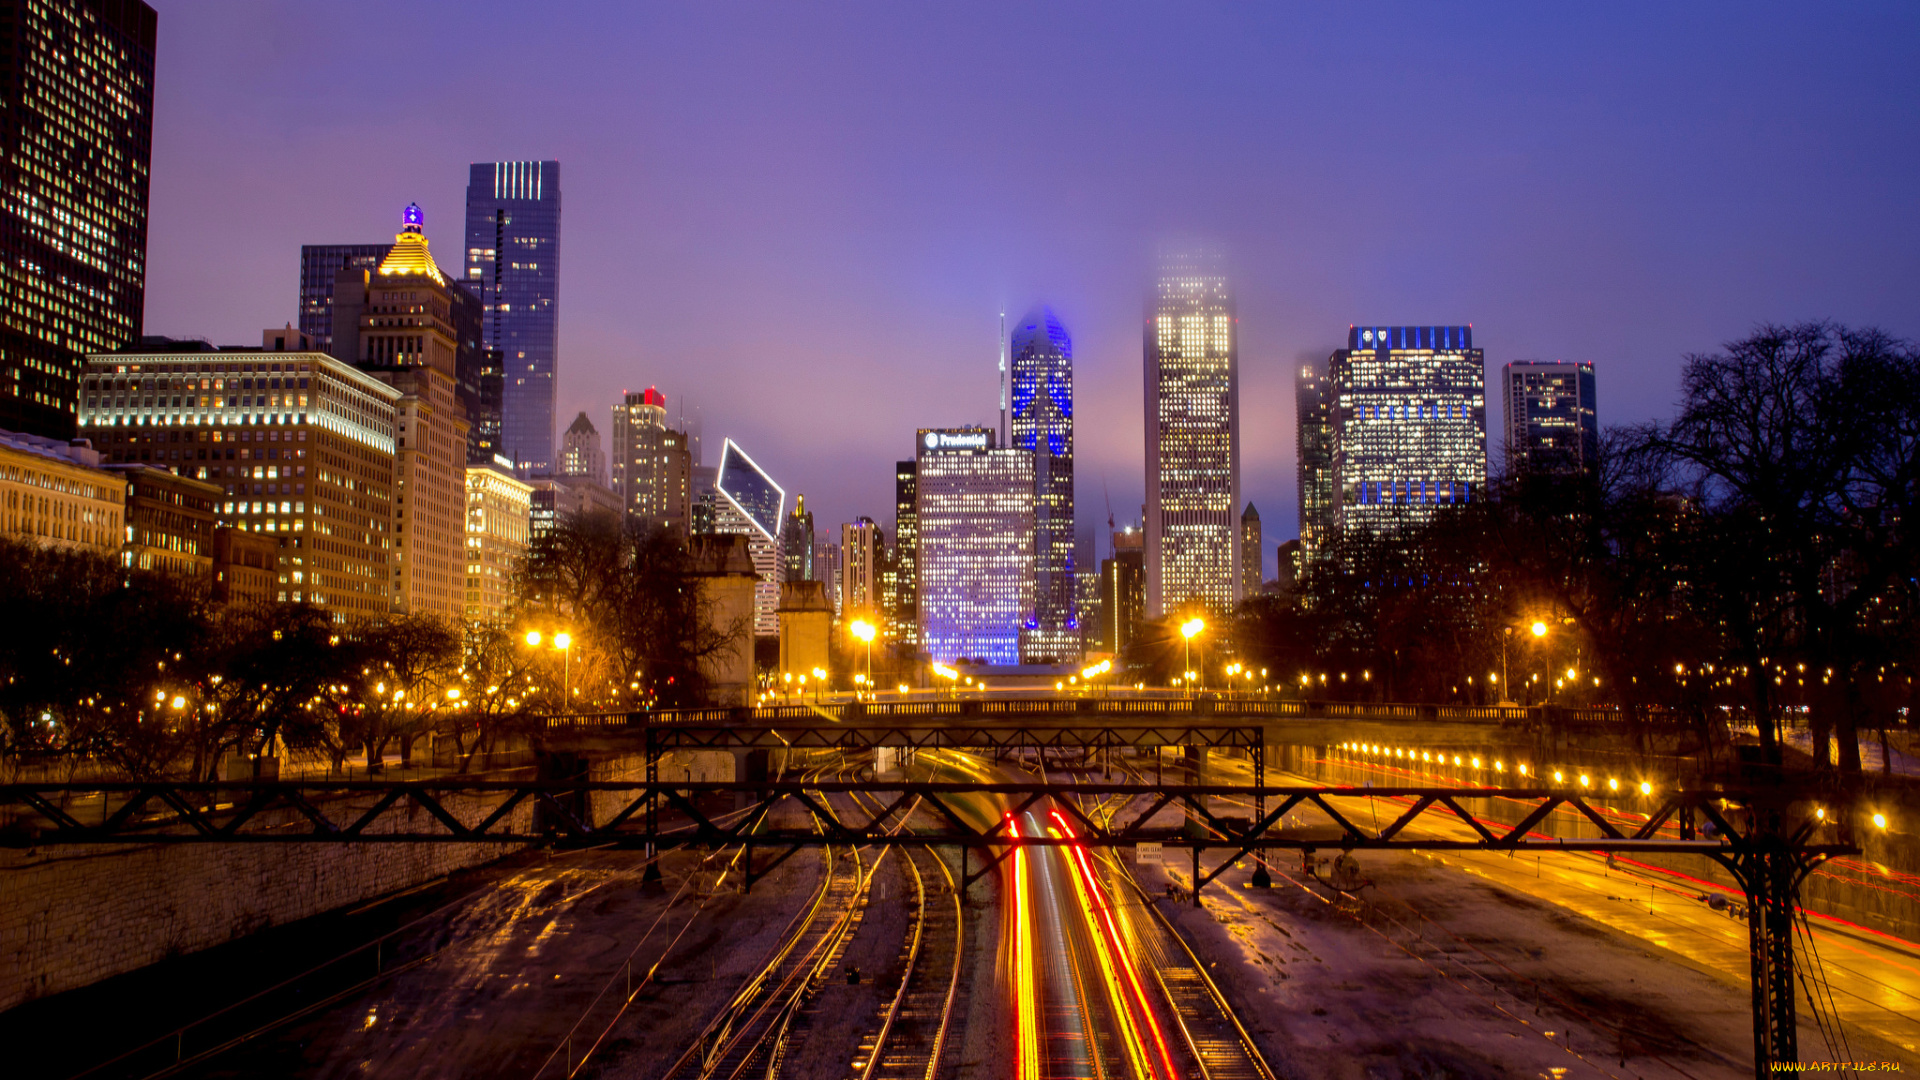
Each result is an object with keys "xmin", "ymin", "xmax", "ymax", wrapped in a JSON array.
[{"xmin": 0, "ymin": 788, "xmax": 534, "ymax": 1013}]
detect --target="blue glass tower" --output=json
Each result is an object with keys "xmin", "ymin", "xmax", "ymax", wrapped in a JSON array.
[
  {"xmin": 464, "ymin": 161, "xmax": 561, "ymax": 473},
  {"xmin": 1010, "ymin": 306, "xmax": 1077, "ymax": 662}
]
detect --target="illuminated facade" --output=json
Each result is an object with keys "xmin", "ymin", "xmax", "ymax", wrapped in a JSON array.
[
  {"xmin": 1295, "ymin": 363, "xmax": 1335, "ymax": 564},
  {"xmin": 1143, "ymin": 246, "xmax": 1240, "ymax": 617},
  {"xmin": 1009, "ymin": 306, "xmax": 1077, "ymax": 662},
  {"xmin": 1329, "ymin": 326, "xmax": 1487, "ymax": 538},
  {"xmin": 560, "ymin": 410, "xmax": 605, "ymax": 486},
  {"xmin": 914, "ymin": 427, "xmax": 1033, "ymax": 666},
  {"xmin": 712, "ymin": 438, "xmax": 785, "ymax": 637},
  {"xmin": 611, "ymin": 387, "xmax": 691, "ymax": 535},
  {"xmin": 1502, "ymin": 360, "xmax": 1597, "ymax": 477},
  {"xmin": 342, "ymin": 206, "xmax": 471, "ymax": 618},
  {"xmin": 80, "ymin": 339, "xmax": 400, "ymax": 619},
  {"xmin": 842, "ymin": 516, "xmax": 880, "ymax": 614},
  {"xmin": 0, "ymin": 0, "xmax": 155, "ymax": 441},
  {"xmin": 464, "ymin": 161, "xmax": 560, "ymax": 473},
  {"xmin": 891, "ymin": 460, "xmax": 917, "ymax": 643},
  {"xmin": 0, "ymin": 427, "xmax": 121, "ymax": 554},
  {"xmin": 465, "ymin": 463, "xmax": 532, "ymax": 623}
]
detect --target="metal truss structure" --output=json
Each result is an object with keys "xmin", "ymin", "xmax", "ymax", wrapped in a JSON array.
[{"xmin": 0, "ymin": 778, "xmax": 1848, "ymax": 1077}]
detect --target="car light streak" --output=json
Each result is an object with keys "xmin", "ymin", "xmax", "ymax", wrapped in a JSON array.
[
  {"xmin": 1051, "ymin": 809, "xmax": 1179, "ymax": 1079},
  {"xmin": 1008, "ymin": 814, "xmax": 1041, "ymax": 1080}
]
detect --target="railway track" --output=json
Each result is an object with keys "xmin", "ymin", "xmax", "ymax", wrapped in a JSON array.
[{"xmin": 844, "ymin": 785, "xmax": 964, "ymax": 1080}]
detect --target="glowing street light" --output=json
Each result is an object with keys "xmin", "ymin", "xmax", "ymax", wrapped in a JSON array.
[
  {"xmin": 1180, "ymin": 617, "xmax": 1205, "ymax": 689},
  {"xmin": 849, "ymin": 619, "xmax": 876, "ymax": 697}
]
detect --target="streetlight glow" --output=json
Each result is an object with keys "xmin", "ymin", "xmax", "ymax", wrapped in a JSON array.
[
  {"xmin": 1531, "ymin": 621, "xmax": 1548, "ymax": 637},
  {"xmin": 525, "ymin": 631, "xmax": 542, "ymax": 647}
]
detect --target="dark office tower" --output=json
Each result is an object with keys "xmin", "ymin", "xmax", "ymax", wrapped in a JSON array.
[
  {"xmin": 1329, "ymin": 326, "xmax": 1487, "ymax": 540},
  {"xmin": 893, "ymin": 459, "xmax": 918, "ymax": 644},
  {"xmin": 1099, "ymin": 525, "xmax": 1145, "ymax": 655},
  {"xmin": 448, "ymin": 279, "xmax": 500, "ymax": 464},
  {"xmin": 1240, "ymin": 503, "xmax": 1262, "ymax": 599},
  {"xmin": 464, "ymin": 161, "xmax": 561, "ymax": 473},
  {"xmin": 1009, "ymin": 306, "xmax": 1077, "ymax": 662},
  {"xmin": 781, "ymin": 494, "xmax": 814, "ymax": 583},
  {"xmin": 0, "ymin": 0, "xmax": 155, "ymax": 439},
  {"xmin": 299, "ymin": 244, "xmax": 391, "ymax": 354},
  {"xmin": 1503, "ymin": 361, "xmax": 1597, "ymax": 477},
  {"xmin": 1143, "ymin": 244, "xmax": 1239, "ymax": 618},
  {"xmin": 1295, "ymin": 363, "xmax": 1334, "ymax": 565}
]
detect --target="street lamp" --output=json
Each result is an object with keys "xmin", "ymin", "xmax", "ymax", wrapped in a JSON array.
[
  {"xmin": 849, "ymin": 619, "xmax": 875, "ymax": 698},
  {"xmin": 1180, "ymin": 617, "xmax": 1205, "ymax": 690}
]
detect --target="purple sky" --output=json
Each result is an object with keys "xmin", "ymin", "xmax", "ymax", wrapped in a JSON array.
[{"xmin": 144, "ymin": 2, "xmax": 1920, "ymax": 565}]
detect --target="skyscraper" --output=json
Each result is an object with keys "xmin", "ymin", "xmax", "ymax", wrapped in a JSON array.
[
  {"xmin": 464, "ymin": 161, "xmax": 561, "ymax": 473},
  {"xmin": 611, "ymin": 387, "xmax": 692, "ymax": 535},
  {"xmin": 300, "ymin": 244, "xmax": 391, "ymax": 354},
  {"xmin": 1502, "ymin": 361, "xmax": 1598, "ymax": 477},
  {"xmin": 1240, "ymin": 503, "xmax": 1262, "ymax": 599},
  {"xmin": 1329, "ymin": 326, "xmax": 1487, "ymax": 538},
  {"xmin": 1143, "ymin": 245, "xmax": 1240, "ymax": 618},
  {"xmin": 842, "ymin": 517, "xmax": 881, "ymax": 615},
  {"xmin": 0, "ymin": 0, "xmax": 156, "ymax": 440},
  {"xmin": 1295, "ymin": 362, "xmax": 1335, "ymax": 565},
  {"xmin": 560, "ymin": 411, "xmax": 605, "ymax": 486},
  {"xmin": 342, "ymin": 204, "xmax": 471, "ymax": 617},
  {"xmin": 712, "ymin": 438, "xmax": 785, "ymax": 638},
  {"xmin": 915, "ymin": 427, "xmax": 1034, "ymax": 666},
  {"xmin": 1098, "ymin": 525, "xmax": 1145, "ymax": 656},
  {"xmin": 1009, "ymin": 306, "xmax": 1077, "ymax": 663},
  {"xmin": 892, "ymin": 460, "xmax": 918, "ymax": 644},
  {"xmin": 781, "ymin": 494, "xmax": 814, "ymax": 582}
]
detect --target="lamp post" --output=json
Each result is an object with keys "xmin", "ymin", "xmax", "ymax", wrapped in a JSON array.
[
  {"xmin": 1180, "ymin": 617, "xmax": 1205, "ymax": 691},
  {"xmin": 849, "ymin": 619, "xmax": 875, "ymax": 700},
  {"xmin": 524, "ymin": 629, "xmax": 575, "ymax": 706}
]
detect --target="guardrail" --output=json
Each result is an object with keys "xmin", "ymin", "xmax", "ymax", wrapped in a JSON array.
[{"xmin": 541, "ymin": 698, "xmax": 1697, "ymax": 731}]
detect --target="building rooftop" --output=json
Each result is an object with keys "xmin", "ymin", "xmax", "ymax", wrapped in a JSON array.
[{"xmin": 375, "ymin": 203, "xmax": 446, "ymax": 286}]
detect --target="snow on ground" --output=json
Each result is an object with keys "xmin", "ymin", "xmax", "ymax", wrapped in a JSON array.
[{"xmin": 1133, "ymin": 846, "xmax": 1913, "ymax": 1079}]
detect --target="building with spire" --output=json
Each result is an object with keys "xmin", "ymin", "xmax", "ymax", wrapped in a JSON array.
[
  {"xmin": 1009, "ymin": 306, "xmax": 1077, "ymax": 663},
  {"xmin": 1240, "ymin": 502, "xmax": 1262, "ymax": 599},
  {"xmin": 464, "ymin": 161, "xmax": 561, "ymax": 474},
  {"xmin": 333, "ymin": 204, "xmax": 471, "ymax": 618},
  {"xmin": 560, "ymin": 411, "xmax": 605, "ymax": 487},
  {"xmin": 781, "ymin": 494, "xmax": 814, "ymax": 582},
  {"xmin": 1143, "ymin": 245, "xmax": 1240, "ymax": 618},
  {"xmin": 611, "ymin": 387, "xmax": 692, "ymax": 535}
]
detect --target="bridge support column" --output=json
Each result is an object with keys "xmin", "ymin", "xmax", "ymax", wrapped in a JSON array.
[{"xmin": 1184, "ymin": 746, "xmax": 1209, "ymax": 840}]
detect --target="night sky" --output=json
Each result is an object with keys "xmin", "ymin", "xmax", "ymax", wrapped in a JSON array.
[{"xmin": 144, "ymin": 2, "xmax": 1920, "ymax": 564}]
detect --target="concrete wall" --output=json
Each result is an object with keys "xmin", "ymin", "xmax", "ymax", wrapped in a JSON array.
[{"xmin": 0, "ymin": 790, "xmax": 534, "ymax": 1012}]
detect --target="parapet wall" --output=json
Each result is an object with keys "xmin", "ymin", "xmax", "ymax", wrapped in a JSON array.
[{"xmin": 0, "ymin": 788, "xmax": 534, "ymax": 1013}]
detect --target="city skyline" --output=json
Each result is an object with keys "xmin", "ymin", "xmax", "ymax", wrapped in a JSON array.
[{"xmin": 138, "ymin": 4, "xmax": 1920, "ymax": 560}]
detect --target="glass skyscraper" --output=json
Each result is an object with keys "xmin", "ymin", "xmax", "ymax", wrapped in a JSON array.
[
  {"xmin": 1295, "ymin": 363, "xmax": 1335, "ymax": 564},
  {"xmin": 0, "ymin": 0, "xmax": 156, "ymax": 440},
  {"xmin": 1142, "ymin": 245, "xmax": 1240, "ymax": 618},
  {"xmin": 1009, "ymin": 306, "xmax": 1077, "ymax": 662},
  {"xmin": 892, "ymin": 459, "xmax": 918, "ymax": 644},
  {"xmin": 1502, "ymin": 360, "xmax": 1597, "ymax": 477},
  {"xmin": 464, "ymin": 161, "xmax": 560, "ymax": 473},
  {"xmin": 713, "ymin": 438, "xmax": 785, "ymax": 637},
  {"xmin": 1329, "ymin": 325, "xmax": 1487, "ymax": 538},
  {"xmin": 299, "ymin": 244, "xmax": 390, "ymax": 354},
  {"xmin": 915, "ymin": 427, "xmax": 1034, "ymax": 666}
]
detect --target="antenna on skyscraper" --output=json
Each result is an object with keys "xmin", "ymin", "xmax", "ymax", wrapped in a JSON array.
[{"xmin": 998, "ymin": 311, "xmax": 1008, "ymax": 446}]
